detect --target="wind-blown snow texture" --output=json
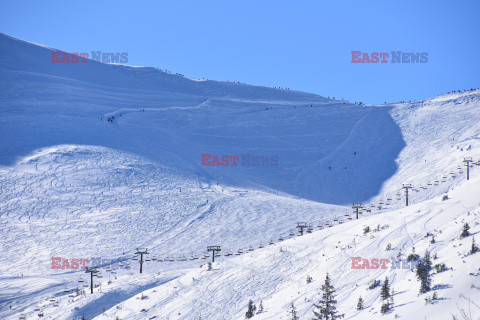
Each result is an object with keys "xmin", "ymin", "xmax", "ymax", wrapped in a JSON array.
[
  {"xmin": 1, "ymin": 33, "xmax": 480, "ymax": 319},
  {"xmin": 0, "ymin": 32, "xmax": 404, "ymax": 205}
]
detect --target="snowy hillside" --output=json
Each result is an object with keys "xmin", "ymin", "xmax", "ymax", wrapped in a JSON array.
[
  {"xmin": 0, "ymin": 32, "xmax": 406, "ymax": 205},
  {"xmin": 0, "ymin": 32, "xmax": 480, "ymax": 320},
  {"xmin": 93, "ymin": 174, "xmax": 480, "ymax": 320}
]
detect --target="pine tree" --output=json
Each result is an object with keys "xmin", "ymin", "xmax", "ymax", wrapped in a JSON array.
[
  {"xmin": 257, "ymin": 300, "xmax": 264, "ymax": 314},
  {"xmin": 245, "ymin": 300, "xmax": 256, "ymax": 319},
  {"xmin": 389, "ymin": 288, "xmax": 394, "ymax": 309},
  {"xmin": 423, "ymin": 250, "xmax": 432, "ymax": 271},
  {"xmin": 356, "ymin": 296, "xmax": 364, "ymax": 310},
  {"xmin": 380, "ymin": 301, "xmax": 390, "ymax": 314},
  {"xmin": 312, "ymin": 273, "xmax": 344, "ymax": 319},
  {"xmin": 416, "ymin": 250, "xmax": 432, "ymax": 294},
  {"xmin": 471, "ymin": 236, "xmax": 479, "ymax": 254},
  {"xmin": 288, "ymin": 302, "xmax": 299, "ymax": 320},
  {"xmin": 368, "ymin": 279, "xmax": 380, "ymax": 290},
  {"xmin": 460, "ymin": 223, "xmax": 470, "ymax": 238},
  {"xmin": 380, "ymin": 277, "xmax": 390, "ymax": 301},
  {"xmin": 363, "ymin": 226, "xmax": 370, "ymax": 234},
  {"xmin": 380, "ymin": 288, "xmax": 395, "ymax": 313}
]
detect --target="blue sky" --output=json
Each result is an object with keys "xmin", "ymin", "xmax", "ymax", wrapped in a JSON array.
[{"xmin": 1, "ymin": 0, "xmax": 479, "ymax": 104}]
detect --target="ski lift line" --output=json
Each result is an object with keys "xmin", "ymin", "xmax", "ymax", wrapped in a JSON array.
[{"xmin": 117, "ymin": 160, "xmax": 479, "ymax": 270}]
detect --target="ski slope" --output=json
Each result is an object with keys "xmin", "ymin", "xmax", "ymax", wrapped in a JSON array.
[
  {"xmin": 1, "ymin": 33, "xmax": 480, "ymax": 319},
  {"xmin": 92, "ymin": 174, "xmax": 480, "ymax": 320},
  {"xmin": 0, "ymin": 32, "xmax": 406, "ymax": 205}
]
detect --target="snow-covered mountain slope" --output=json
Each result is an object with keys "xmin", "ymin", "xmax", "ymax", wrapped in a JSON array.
[
  {"xmin": 376, "ymin": 91, "xmax": 480, "ymax": 204},
  {"xmin": 1, "ymin": 32, "xmax": 480, "ymax": 320},
  {"xmin": 6, "ymin": 171, "xmax": 480, "ymax": 320},
  {"xmin": 0, "ymin": 32, "xmax": 406, "ymax": 205},
  {"xmin": 90, "ymin": 174, "xmax": 480, "ymax": 320}
]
